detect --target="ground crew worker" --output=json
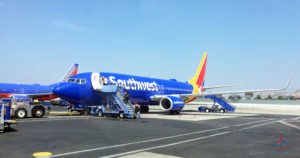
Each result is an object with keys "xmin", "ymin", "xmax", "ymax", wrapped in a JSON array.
[
  {"xmin": 134, "ymin": 103, "xmax": 140, "ymax": 118},
  {"xmin": 103, "ymin": 77, "xmax": 108, "ymax": 85},
  {"xmin": 134, "ymin": 104, "xmax": 140, "ymax": 113}
]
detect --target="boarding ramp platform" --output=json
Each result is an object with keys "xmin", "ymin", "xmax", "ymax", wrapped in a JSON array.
[{"xmin": 90, "ymin": 85, "xmax": 140, "ymax": 119}]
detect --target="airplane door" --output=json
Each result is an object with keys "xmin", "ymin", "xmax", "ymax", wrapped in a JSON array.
[{"xmin": 91, "ymin": 72, "xmax": 103, "ymax": 91}]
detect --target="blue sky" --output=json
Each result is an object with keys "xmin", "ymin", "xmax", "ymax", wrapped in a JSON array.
[{"xmin": 0, "ymin": 0, "xmax": 299, "ymax": 91}]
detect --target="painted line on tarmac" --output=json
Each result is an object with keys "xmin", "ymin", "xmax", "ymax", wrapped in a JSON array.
[
  {"xmin": 291, "ymin": 117, "xmax": 300, "ymax": 120},
  {"xmin": 17, "ymin": 117, "xmax": 97, "ymax": 123},
  {"xmin": 52, "ymin": 126, "xmax": 228, "ymax": 157},
  {"xmin": 278, "ymin": 120, "xmax": 300, "ymax": 130},
  {"xmin": 100, "ymin": 120, "xmax": 280, "ymax": 158},
  {"xmin": 236, "ymin": 120, "xmax": 279, "ymax": 131},
  {"xmin": 100, "ymin": 131, "xmax": 231, "ymax": 158},
  {"xmin": 232, "ymin": 118, "xmax": 274, "ymax": 127}
]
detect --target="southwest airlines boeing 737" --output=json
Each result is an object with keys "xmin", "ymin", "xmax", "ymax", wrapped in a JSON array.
[
  {"xmin": 0, "ymin": 64, "xmax": 79, "ymax": 100},
  {"xmin": 52, "ymin": 53, "xmax": 289, "ymax": 114}
]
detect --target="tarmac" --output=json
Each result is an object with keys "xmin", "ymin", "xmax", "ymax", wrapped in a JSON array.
[{"xmin": 0, "ymin": 106, "xmax": 299, "ymax": 158}]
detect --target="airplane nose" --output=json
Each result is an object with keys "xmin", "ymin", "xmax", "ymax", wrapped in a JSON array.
[
  {"xmin": 52, "ymin": 86, "xmax": 61, "ymax": 96},
  {"xmin": 52, "ymin": 83, "xmax": 71, "ymax": 98}
]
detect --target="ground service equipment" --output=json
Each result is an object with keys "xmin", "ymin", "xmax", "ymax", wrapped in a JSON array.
[
  {"xmin": 198, "ymin": 95, "xmax": 235, "ymax": 113},
  {"xmin": 89, "ymin": 85, "xmax": 141, "ymax": 119},
  {"xmin": 0, "ymin": 99, "xmax": 17, "ymax": 133},
  {"xmin": 9, "ymin": 98, "xmax": 50, "ymax": 119}
]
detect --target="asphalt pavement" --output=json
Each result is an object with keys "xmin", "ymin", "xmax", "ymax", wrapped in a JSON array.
[{"xmin": 0, "ymin": 110, "xmax": 299, "ymax": 158}]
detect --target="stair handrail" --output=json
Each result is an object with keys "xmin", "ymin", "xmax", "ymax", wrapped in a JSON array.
[{"xmin": 116, "ymin": 87, "xmax": 135, "ymax": 111}]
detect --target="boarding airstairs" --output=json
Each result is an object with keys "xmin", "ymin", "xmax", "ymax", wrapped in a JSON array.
[
  {"xmin": 200, "ymin": 95, "xmax": 236, "ymax": 112},
  {"xmin": 90, "ymin": 85, "xmax": 140, "ymax": 119}
]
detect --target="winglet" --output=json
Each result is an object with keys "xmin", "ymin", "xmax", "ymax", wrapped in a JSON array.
[
  {"xmin": 60, "ymin": 63, "xmax": 79, "ymax": 82},
  {"xmin": 281, "ymin": 76, "xmax": 292, "ymax": 91}
]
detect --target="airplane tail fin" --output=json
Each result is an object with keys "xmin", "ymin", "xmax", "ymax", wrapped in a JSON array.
[
  {"xmin": 189, "ymin": 52, "xmax": 207, "ymax": 94},
  {"xmin": 60, "ymin": 63, "xmax": 79, "ymax": 82}
]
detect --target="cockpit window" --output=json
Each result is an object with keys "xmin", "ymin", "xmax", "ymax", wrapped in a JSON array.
[
  {"xmin": 80, "ymin": 79, "xmax": 86, "ymax": 84},
  {"xmin": 68, "ymin": 78, "xmax": 76, "ymax": 82},
  {"xmin": 67, "ymin": 78, "xmax": 86, "ymax": 84},
  {"xmin": 75, "ymin": 79, "xmax": 81, "ymax": 84}
]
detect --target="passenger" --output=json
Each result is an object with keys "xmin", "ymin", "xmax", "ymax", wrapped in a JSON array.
[
  {"xmin": 134, "ymin": 104, "xmax": 140, "ymax": 113},
  {"xmin": 103, "ymin": 77, "xmax": 108, "ymax": 85},
  {"xmin": 124, "ymin": 91, "xmax": 130, "ymax": 104},
  {"xmin": 134, "ymin": 103, "xmax": 140, "ymax": 119}
]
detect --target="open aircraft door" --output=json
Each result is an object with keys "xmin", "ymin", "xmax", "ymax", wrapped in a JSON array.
[{"xmin": 91, "ymin": 72, "xmax": 103, "ymax": 91}]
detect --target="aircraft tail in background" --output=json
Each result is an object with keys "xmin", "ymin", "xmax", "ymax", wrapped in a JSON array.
[{"xmin": 61, "ymin": 63, "xmax": 79, "ymax": 82}]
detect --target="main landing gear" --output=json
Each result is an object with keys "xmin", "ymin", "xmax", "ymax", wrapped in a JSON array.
[
  {"xmin": 169, "ymin": 110, "xmax": 180, "ymax": 115},
  {"xmin": 140, "ymin": 105, "xmax": 149, "ymax": 113}
]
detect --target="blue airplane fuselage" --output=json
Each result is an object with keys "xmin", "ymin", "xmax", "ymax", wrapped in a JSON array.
[
  {"xmin": 0, "ymin": 83, "xmax": 56, "ymax": 98},
  {"xmin": 0, "ymin": 63, "xmax": 78, "ymax": 99},
  {"xmin": 53, "ymin": 72, "xmax": 194, "ymax": 105}
]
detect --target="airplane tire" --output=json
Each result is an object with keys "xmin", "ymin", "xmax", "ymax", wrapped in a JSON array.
[
  {"xmin": 140, "ymin": 106, "xmax": 149, "ymax": 113},
  {"xmin": 175, "ymin": 111, "xmax": 180, "ymax": 115},
  {"xmin": 119, "ymin": 112, "xmax": 125, "ymax": 119},
  {"xmin": 144, "ymin": 105, "xmax": 149, "ymax": 113},
  {"xmin": 32, "ymin": 106, "xmax": 45, "ymax": 118},
  {"xmin": 98, "ymin": 110, "xmax": 104, "ymax": 117},
  {"xmin": 16, "ymin": 108, "xmax": 27, "ymax": 119},
  {"xmin": 83, "ymin": 109, "xmax": 89, "ymax": 115},
  {"xmin": 205, "ymin": 108, "xmax": 210, "ymax": 113}
]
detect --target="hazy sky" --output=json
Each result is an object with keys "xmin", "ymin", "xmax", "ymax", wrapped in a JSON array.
[{"xmin": 0, "ymin": 0, "xmax": 299, "ymax": 91}]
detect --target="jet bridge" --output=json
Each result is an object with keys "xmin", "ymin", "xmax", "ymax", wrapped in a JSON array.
[{"xmin": 90, "ymin": 85, "xmax": 141, "ymax": 119}]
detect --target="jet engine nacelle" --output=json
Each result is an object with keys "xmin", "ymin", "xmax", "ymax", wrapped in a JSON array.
[{"xmin": 159, "ymin": 96, "xmax": 185, "ymax": 112}]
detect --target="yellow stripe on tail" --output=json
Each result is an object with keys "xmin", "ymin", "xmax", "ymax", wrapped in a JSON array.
[
  {"xmin": 185, "ymin": 52, "xmax": 207, "ymax": 103},
  {"xmin": 188, "ymin": 52, "xmax": 207, "ymax": 94}
]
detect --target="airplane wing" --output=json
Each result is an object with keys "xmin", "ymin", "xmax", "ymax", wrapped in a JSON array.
[
  {"xmin": 203, "ymin": 84, "xmax": 239, "ymax": 91},
  {"xmin": 151, "ymin": 88, "xmax": 283, "ymax": 102},
  {"xmin": 179, "ymin": 88, "xmax": 283, "ymax": 98},
  {"xmin": 26, "ymin": 93, "xmax": 53, "ymax": 98},
  {"xmin": 151, "ymin": 79, "xmax": 291, "ymax": 102},
  {"xmin": 26, "ymin": 93, "xmax": 56, "ymax": 100}
]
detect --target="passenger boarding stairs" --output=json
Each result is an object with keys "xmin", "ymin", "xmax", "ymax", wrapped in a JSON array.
[
  {"xmin": 92, "ymin": 85, "xmax": 140, "ymax": 119},
  {"xmin": 116, "ymin": 90, "xmax": 135, "ymax": 115},
  {"xmin": 204, "ymin": 95, "xmax": 236, "ymax": 112}
]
